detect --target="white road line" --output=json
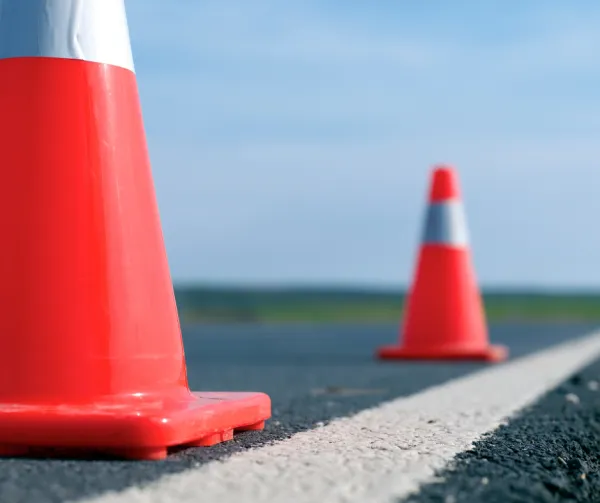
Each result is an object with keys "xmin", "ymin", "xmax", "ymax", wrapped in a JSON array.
[{"xmin": 78, "ymin": 330, "xmax": 600, "ymax": 503}]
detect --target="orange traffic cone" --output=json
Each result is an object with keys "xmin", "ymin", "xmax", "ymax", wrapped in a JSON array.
[
  {"xmin": 377, "ymin": 165, "xmax": 508, "ymax": 362},
  {"xmin": 0, "ymin": 0, "xmax": 270, "ymax": 460}
]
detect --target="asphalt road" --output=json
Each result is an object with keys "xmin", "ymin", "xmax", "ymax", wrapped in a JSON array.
[
  {"xmin": 404, "ymin": 355, "xmax": 600, "ymax": 503},
  {"xmin": 0, "ymin": 322, "xmax": 597, "ymax": 503}
]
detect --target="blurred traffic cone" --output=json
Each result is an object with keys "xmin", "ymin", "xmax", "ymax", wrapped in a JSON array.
[
  {"xmin": 0, "ymin": 0, "xmax": 270, "ymax": 460},
  {"xmin": 377, "ymin": 165, "xmax": 508, "ymax": 362}
]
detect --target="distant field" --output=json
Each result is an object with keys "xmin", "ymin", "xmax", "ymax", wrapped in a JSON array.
[{"xmin": 174, "ymin": 287, "xmax": 600, "ymax": 324}]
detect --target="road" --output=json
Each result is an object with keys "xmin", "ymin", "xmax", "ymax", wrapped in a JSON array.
[{"xmin": 0, "ymin": 322, "xmax": 598, "ymax": 502}]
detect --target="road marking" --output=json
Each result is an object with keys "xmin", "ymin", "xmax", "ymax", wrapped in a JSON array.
[{"xmin": 78, "ymin": 330, "xmax": 600, "ymax": 503}]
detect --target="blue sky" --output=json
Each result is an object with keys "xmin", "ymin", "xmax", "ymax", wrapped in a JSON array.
[{"xmin": 125, "ymin": 1, "xmax": 600, "ymax": 288}]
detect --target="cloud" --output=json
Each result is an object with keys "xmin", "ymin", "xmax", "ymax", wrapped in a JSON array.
[
  {"xmin": 148, "ymin": 133, "xmax": 600, "ymax": 286},
  {"xmin": 124, "ymin": 0, "xmax": 600, "ymax": 287},
  {"xmin": 127, "ymin": 2, "xmax": 439, "ymax": 77},
  {"xmin": 127, "ymin": 0, "xmax": 600, "ymax": 76},
  {"xmin": 129, "ymin": 0, "xmax": 600, "ymax": 147}
]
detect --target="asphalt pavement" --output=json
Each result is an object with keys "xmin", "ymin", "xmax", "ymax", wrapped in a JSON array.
[
  {"xmin": 0, "ymin": 322, "xmax": 597, "ymax": 503},
  {"xmin": 403, "ymin": 355, "xmax": 600, "ymax": 503}
]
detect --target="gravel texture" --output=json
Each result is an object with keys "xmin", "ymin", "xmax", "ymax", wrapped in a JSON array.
[{"xmin": 403, "ymin": 352, "xmax": 600, "ymax": 502}]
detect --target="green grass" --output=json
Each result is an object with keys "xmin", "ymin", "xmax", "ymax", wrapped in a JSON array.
[{"xmin": 174, "ymin": 287, "xmax": 600, "ymax": 324}]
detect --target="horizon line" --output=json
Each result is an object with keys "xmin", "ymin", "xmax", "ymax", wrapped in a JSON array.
[{"xmin": 171, "ymin": 282, "xmax": 600, "ymax": 294}]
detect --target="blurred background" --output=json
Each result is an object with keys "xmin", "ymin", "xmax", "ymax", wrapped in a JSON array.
[{"xmin": 126, "ymin": 0, "xmax": 600, "ymax": 326}]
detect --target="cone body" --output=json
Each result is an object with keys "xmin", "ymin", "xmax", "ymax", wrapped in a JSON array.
[
  {"xmin": 0, "ymin": 0, "xmax": 270, "ymax": 459},
  {"xmin": 377, "ymin": 166, "xmax": 507, "ymax": 362}
]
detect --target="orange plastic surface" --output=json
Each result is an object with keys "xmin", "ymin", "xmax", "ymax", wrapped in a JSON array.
[
  {"xmin": 428, "ymin": 165, "xmax": 461, "ymax": 202},
  {"xmin": 376, "ymin": 165, "xmax": 507, "ymax": 363},
  {"xmin": 0, "ymin": 391, "xmax": 270, "ymax": 460},
  {"xmin": 377, "ymin": 245, "xmax": 507, "ymax": 362},
  {"xmin": 0, "ymin": 57, "xmax": 271, "ymax": 459},
  {"xmin": 377, "ymin": 344, "xmax": 507, "ymax": 361}
]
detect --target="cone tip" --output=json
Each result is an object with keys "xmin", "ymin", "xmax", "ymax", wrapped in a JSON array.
[{"xmin": 429, "ymin": 164, "xmax": 460, "ymax": 202}]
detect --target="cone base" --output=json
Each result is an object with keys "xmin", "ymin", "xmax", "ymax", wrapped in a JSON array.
[
  {"xmin": 0, "ymin": 391, "xmax": 271, "ymax": 460},
  {"xmin": 376, "ymin": 344, "xmax": 508, "ymax": 362}
]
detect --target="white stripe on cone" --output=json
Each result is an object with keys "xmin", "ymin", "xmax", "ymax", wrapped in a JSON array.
[
  {"xmin": 421, "ymin": 200, "xmax": 470, "ymax": 247},
  {"xmin": 0, "ymin": 0, "xmax": 134, "ymax": 72}
]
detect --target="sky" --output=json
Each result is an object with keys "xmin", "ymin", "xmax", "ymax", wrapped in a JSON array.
[{"xmin": 125, "ymin": 0, "xmax": 600, "ymax": 289}]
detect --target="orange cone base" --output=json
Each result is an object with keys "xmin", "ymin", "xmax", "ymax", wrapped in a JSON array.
[
  {"xmin": 0, "ymin": 391, "xmax": 270, "ymax": 460},
  {"xmin": 376, "ymin": 344, "xmax": 508, "ymax": 362}
]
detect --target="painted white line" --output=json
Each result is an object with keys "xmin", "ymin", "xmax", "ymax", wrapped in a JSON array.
[{"xmin": 77, "ymin": 330, "xmax": 600, "ymax": 503}]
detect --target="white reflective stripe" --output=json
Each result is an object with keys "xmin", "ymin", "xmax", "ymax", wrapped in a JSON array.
[
  {"xmin": 0, "ymin": 0, "xmax": 134, "ymax": 72},
  {"xmin": 422, "ymin": 200, "xmax": 469, "ymax": 247}
]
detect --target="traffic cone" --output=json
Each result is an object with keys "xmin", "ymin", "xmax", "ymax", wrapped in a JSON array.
[
  {"xmin": 376, "ymin": 165, "xmax": 508, "ymax": 362},
  {"xmin": 0, "ymin": 0, "xmax": 270, "ymax": 460}
]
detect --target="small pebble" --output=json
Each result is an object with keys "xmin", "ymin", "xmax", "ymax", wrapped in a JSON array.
[
  {"xmin": 565, "ymin": 393, "xmax": 580, "ymax": 404},
  {"xmin": 587, "ymin": 380, "xmax": 599, "ymax": 391},
  {"xmin": 481, "ymin": 477, "xmax": 489, "ymax": 485},
  {"xmin": 570, "ymin": 374, "xmax": 583, "ymax": 385}
]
